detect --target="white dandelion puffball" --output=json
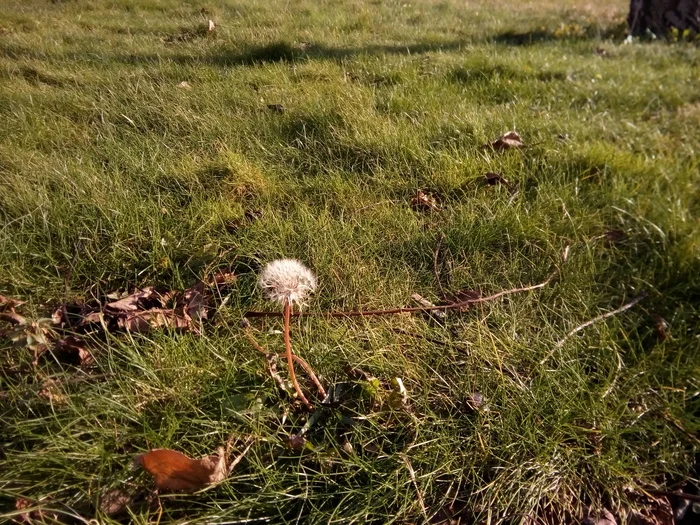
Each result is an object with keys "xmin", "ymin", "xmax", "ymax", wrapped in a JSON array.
[{"xmin": 259, "ymin": 259, "xmax": 317, "ymax": 306}]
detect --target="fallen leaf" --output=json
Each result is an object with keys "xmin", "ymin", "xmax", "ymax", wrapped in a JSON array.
[
  {"xmin": 583, "ymin": 509, "xmax": 617, "ymax": 525},
  {"xmin": 627, "ymin": 491, "xmax": 674, "ymax": 525},
  {"xmin": 0, "ymin": 294, "xmax": 26, "ymax": 311},
  {"xmin": 488, "ymin": 131, "xmax": 525, "ymax": 151},
  {"xmin": 38, "ymin": 379, "xmax": 68, "ymax": 405},
  {"xmin": 211, "ymin": 271, "xmax": 237, "ymax": 286},
  {"xmin": 106, "ymin": 287, "xmax": 162, "ymax": 312},
  {"xmin": 363, "ymin": 442, "xmax": 381, "ymax": 455},
  {"xmin": 117, "ymin": 309, "xmax": 187, "ymax": 333},
  {"xmin": 286, "ymin": 434, "xmax": 308, "ymax": 451},
  {"xmin": 651, "ymin": 314, "xmax": 669, "ymax": 341},
  {"xmin": 77, "ymin": 310, "xmax": 104, "ymax": 327},
  {"xmin": 52, "ymin": 335, "xmax": 94, "ymax": 366},
  {"xmin": 343, "ymin": 365, "xmax": 376, "ymax": 382},
  {"xmin": 14, "ymin": 498, "xmax": 59, "ymax": 524},
  {"xmin": 50, "ymin": 308, "xmax": 63, "ymax": 325},
  {"xmin": 465, "ymin": 391, "xmax": 488, "ymax": 411},
  {"xmin": 0, "ymin": 310, "xmax": 27, "ymax": 326},
  {"xmin": 182, "ymin": 281, "xmax": 208, "ymax": 326},
  {"xmin": 483, "ymin": 172, "xmax": 513, "ymax": 189},
  {"xmin": 135, "ymin": 448, "xmax": 226, "ymax": 493},
  {"xmin": 443, "ymin": 289, "xmax": 482, "ymax": 311},
  {"xmin": 411, "ymin": 189, "xmax": 440, "ymax": 212},
  {"xmin": 99, "ymin": 488, "xmax": 134, "ymax": 517}
]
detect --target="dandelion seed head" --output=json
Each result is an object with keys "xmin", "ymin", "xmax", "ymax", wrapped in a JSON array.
[{"xmin": 258, "ymin": 259, "xmax": 317, "ymax": 306}]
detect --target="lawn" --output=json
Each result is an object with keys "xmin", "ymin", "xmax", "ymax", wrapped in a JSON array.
[{"xmin": 1, "ymin": 0, "xmax": 699, "ymax": 523}]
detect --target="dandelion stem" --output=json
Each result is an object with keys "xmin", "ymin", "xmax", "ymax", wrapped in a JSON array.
[
  {"xmin": 242, "ymin": 325, "xmax": 326, "ymax": 398},
  {"xmin": 284, "ymin": 300, "xmax": 312, "ymax": 410}
]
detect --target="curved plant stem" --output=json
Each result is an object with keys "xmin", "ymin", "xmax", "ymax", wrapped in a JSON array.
[
  {"xmin": 540, "ymin": 291, "xmax": 648, "ymax": 365},
  {"xmin": 284, "ymin": 300, "xmax": 312, "ymax": 410},
  {"xmin": 244, "ymin": 272, "xmax": 556, "ymax": 319},
  {"xmin": 242, "ymin": 327, "xmax": 326, "ymax": 398}
]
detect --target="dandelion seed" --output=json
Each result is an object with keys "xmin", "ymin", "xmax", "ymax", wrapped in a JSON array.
[{"xmin": 258, "ymin": 259, "xmax": 317, "ymax": 307}]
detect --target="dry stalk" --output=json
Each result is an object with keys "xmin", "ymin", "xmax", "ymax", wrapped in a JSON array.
[
  {"xmin": 540, "ymin": 291, "xmax": 648, "ymax": 365},
  {"xmin": 244, "ymin": 272, "xmax": 556, "ymax": 319}
]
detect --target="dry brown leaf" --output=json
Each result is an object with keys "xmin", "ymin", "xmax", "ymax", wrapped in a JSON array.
[
  {"xmin": 182, "ymin": 282, "xmax": 208, "ymax": 324},
  {"xmin": 38, "ymin": 378, "xmax": 68, "ymax": 405},
  {"xmin": 99, "ymin": 488, "xmax": 134, "ymax": 517},
  {"xmin": 135, "ymin": 448, "xmax": 227, "ymax": 493},
  {"xmin": 0, "ymin": 294, "xmax": 26, "ymax": 311},
  {"xmin": 77, "ymin": 311, "xmax": 104, "ymax": 327},
  {"xmin": 286, "ymin": 434, "xmax": 307, "ymax": 450},
  {"xmin": 106, "ymin": 287, "xmax": 163, "ymax": 312},
  {"xmin": 410, "ymin": 189, "xmax": 440, "ymax": 212},
  {"xmin": 628, "ymin": 491, "xmax": 674, "ymax": 525},
  {"xmin": 583, "ymin": 508, "xmax": 617, "ymax": 525},
  {"xmin": 651, "ymin": 314, "xmax": 669, "ymax": 341},
  {"xmin": 445, "ymin": 289, "xmax": 481, "ymax": 308},
  {"xmin": 211, "ymin": 271, "xmax": 236, "ymax": 286},
  {"xmin": 343, "ymin": 365, "xmax": 376, "ymax": 382},
  {"xmin": 0, "ymin": 310, "xmax": 27, "ymax": 326},
  {"xmin": 465, "ymin": 391, "xmax": 488, "ymax": 411},
  {"xmin": 117, "ymin": 309, "xmax": 188, "ymax": 333},
  {"xmin": 488, "ymin": 131, "xmax": 526, "ymax": 151},
  {"xmin": 53, "ymin": 335, "xmax": 94, "ymax": 366},
  {"xmin": 14, "ymin": 498, "xmax": 60, "ymax": 524},
  {"xmin": 483, "ymin": 172, "xmax": 513, "ymax": 189}
]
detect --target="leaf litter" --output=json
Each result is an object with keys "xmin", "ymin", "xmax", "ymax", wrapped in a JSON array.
[
  {"xmin": 0, "ymin": 271, "xmax": 236, "ymax": 368},
  {"xmin": 134, "ymin": 436, "xmax": 254, "ymax": 494},
  {"xmin": 486, "ymin": 130, "xmax": 526, "ymax": 151},
  {"xmin": 411, "ymin": 189, "xmax": 440, "ymax": 212}
]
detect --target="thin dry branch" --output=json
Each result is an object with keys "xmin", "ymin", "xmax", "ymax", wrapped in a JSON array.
[
  {"xmin": 540, "ymin": 291, "xmax": 648, "ymax": 365},
  {"xmin": 244, "ymin": 272, "xmax": 556, "ymax": 319}
]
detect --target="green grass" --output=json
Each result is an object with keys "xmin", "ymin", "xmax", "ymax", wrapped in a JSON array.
[{"xmin": 1, "ymin": 0, "xmax": 698, "ymax": 523}]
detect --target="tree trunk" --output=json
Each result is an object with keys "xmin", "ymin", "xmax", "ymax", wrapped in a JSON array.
[{"xmin": 628, "ymin": 0, "xmax": 700, "ymax": 36}]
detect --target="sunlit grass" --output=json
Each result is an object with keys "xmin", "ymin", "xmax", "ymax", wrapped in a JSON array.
[{"xmin": 1, "ymin": 0, "xmax": 698, "ymax": 523}]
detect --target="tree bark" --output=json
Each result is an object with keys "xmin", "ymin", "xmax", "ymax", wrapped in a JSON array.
[{"xmin": 628, "ymin": 0, "xmax": 700, "ymax": 36}]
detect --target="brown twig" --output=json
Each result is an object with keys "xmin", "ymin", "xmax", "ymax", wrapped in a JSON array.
[
  {"xmin": 284, "ymin": 300, "xmax": 312, "ymax": 410},
  {"xmin": 244, "ymin": 272, "xmax": 556, "ymax": 319},
  {"xmin": 540, "ymin": 291, "xmax": 648, "ymax": 365},
  {"xmin": 644, "ymin": 488, "xmax": 700, "ymax": 504},
  {"xmin": 242, "ymin": 324, "xmax": 327, "ymax": 398}
]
